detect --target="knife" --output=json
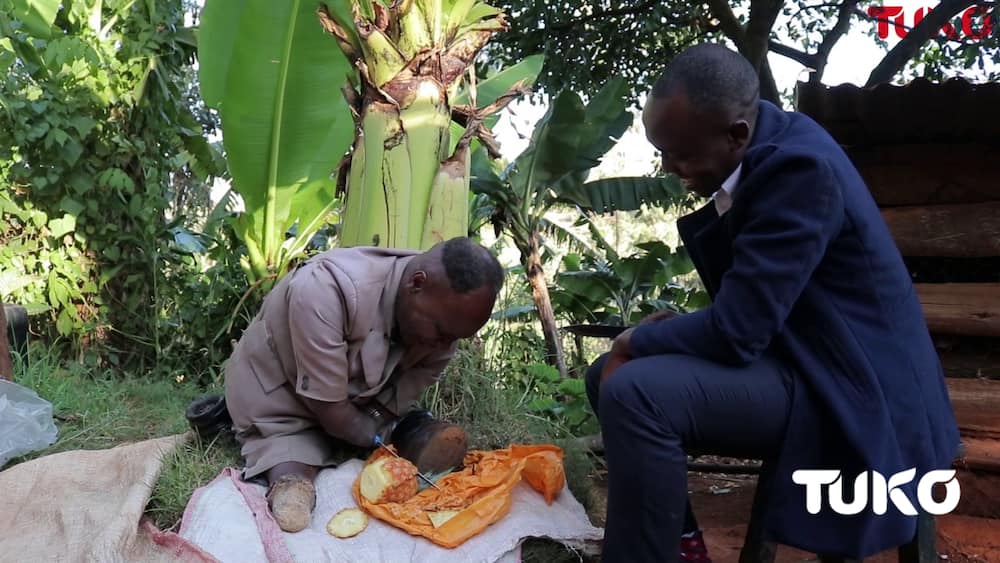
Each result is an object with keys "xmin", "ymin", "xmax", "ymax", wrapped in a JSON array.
[{"xmin": 373, "ymin": 435, "xmax": 442, "ymax": 491}]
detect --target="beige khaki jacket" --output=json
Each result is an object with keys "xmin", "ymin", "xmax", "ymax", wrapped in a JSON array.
[{"xmin": 224, "ymin": 247, "xmax": 456, "ymax": 478}]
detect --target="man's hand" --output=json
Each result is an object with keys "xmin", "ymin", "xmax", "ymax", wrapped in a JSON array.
[
  {"xmin": 366, "ymin": 402, "xmax": 399, "ymax": 445},
  {"xmin": 639, "ymin": 308, "xmax": 680, "ymax": 325},
  {"xmin": 302, "ymin": 397, "xmax": 394, "ymax": 447},
  {"xmin": 600, "ymin": 327, "xmax": 636, "ymax": 385}
]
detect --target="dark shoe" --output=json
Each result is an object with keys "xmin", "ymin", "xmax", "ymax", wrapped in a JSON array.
[
  {"xmin": 680, "ymin": 530, "xmax": 712, "ymax": 563},
  {"xmin": 266, "ymin": 475, "xmax": 316, "ymax": 533},
  {"xmin": 391, "ymin": 410, "xmax": 468, "ymax": 474},
  {"xmin": 185, "ymin": 394, "xmax": 234, "ymax": 441}
]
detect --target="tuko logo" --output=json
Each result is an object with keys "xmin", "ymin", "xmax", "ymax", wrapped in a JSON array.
[
  {"xmin": 868, "ymin": 4, "xmax": 995, "ymax": 40},
  {"xmin": 792, "ymin": 468, "xmax": 961, "ymax": 516}
]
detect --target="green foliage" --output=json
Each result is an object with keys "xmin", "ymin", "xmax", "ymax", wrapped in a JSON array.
[
  {"xmin": 472, "ymin": 78, "xmax": 688, "ymax": 375},
  {"xmin": 468, "ymin": 271, "xmax": 598, "ymax": 435},
  {"xmin": 474, "ymin": 78, "xmax": 684, "ymax": 255},
  {"xmin": 486, "ymin": 0, "xmax": 708, "ymax": 101},
  {"xmin": 198, "ymin": 0, "xmax": 354, "ymax": 288},
  {"xmin": 551, "ymin": 226, "xmax": 707, "ymax": 328},
  {"xmin": 520, "ymin": 362, "xmax": 595, "ymax": 435},
  {"xmin": 488, "ymin": 0, "xmax": 1000, "ymax": 103},
  {"xmin": 155, "ymin": 201, "xmax": 258, "ymax": 383},
  {"xmin": 0, "ymin": 0, "xmax": 225, "ymax": 369},
  {"xmin": 472, "ymin": 77, "xmax": 635, "ymax": 288},
  {"xmin": 553, "ymin": 175, "xmax": 685, "ymax": 215}
]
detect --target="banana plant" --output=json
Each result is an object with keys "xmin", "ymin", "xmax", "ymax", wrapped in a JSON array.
[
  {"xmin": 317, "ymin": 0, "xmax": 540, "ymax": 249},
  {"xmin": 198, "ymin": 0, "xmax": 356, "ymax": 289},
  {"xmin": 471, "ymin": 77, "xmax": 686, "ymax": 378},
  {"xmin": 552, "ymin": 228, "xmax": 702, "ymax": 329}
]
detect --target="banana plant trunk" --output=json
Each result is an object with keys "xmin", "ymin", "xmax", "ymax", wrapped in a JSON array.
[
  {"xmin": 318, "ymin": 0, "xmax": 509, "ymax": 250},
  {"xmin": 520, "ymin": 233, "xmax": 569, "ymax": 379}
]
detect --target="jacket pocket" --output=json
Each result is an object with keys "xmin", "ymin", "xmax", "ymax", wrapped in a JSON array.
[{"xmin": 242, "ymin": 322, "xmax": 288, "ymax": 394}]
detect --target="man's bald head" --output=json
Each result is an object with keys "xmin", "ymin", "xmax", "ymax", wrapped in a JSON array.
[
  {"xmin": 396, "ymin": 237, "xmax": 503, "ymax": 348},
  {"xmin": 643, "ymin": 44, "xmax": 760, "ymax": 197},
  {"xmin": 414, "ymin": 237, "xmax": 504, "ymax": 297},
  {"xmin": 651, "ymin": 44, "xmax": 760, "ymax": 124}
]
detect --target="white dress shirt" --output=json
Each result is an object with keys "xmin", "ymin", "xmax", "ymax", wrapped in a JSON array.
[{"xmin": 712, "ymin": 163, "xmax": 742, "ymax": 216}]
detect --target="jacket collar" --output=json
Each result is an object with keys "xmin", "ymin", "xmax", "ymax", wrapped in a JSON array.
[
  {"xmin": 379, "ymin": 255, "xmax": 414, "ymax": 344},
  {"xmin": 747, "ymin": 99, "xmax": 790, "ymax": 152}
]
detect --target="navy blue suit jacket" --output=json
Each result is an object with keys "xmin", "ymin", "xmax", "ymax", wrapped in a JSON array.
[{"xmin": 630, "ymin": 100, "xmax": 960, "ymax": 556}]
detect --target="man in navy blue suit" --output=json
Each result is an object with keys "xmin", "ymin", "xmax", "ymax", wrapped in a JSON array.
[{"xmin": 585, "ymin": 44, "xmax": 959, "ymax": 562}]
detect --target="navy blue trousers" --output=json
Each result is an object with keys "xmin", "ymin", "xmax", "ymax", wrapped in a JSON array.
[{"xmin": 585, "ymin": 353, "xmax": 794, "ymax": 563}]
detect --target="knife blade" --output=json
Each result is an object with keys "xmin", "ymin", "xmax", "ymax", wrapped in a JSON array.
[{"xmin": 373, "ymin": 436, "xmax": 442, "ymax": 491}]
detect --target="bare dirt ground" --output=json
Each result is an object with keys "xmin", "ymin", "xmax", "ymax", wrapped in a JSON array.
[{"xmin": 584, "ymin": 469, "xmax": 1000, "ymax": 562}]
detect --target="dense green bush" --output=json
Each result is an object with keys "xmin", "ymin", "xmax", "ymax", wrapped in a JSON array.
[{"xmin": 0, "ymin": 0, "xmax": 229, "ymax": 373}]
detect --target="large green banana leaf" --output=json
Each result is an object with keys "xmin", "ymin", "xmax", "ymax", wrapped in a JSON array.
[
  {"xmin": 6, "ymin": 0, "xmax": 58, "ymax": 38},
  {"xmin": 554, "ymin": 175, "xmax": 686, "ymax": 213},
  {"xmin": 503, "ymin": 78, "xmax": 632, "ymax": 211},
  {"xmin": 199, "ymin": 0, "xmax": 355, "ymax": 285}
]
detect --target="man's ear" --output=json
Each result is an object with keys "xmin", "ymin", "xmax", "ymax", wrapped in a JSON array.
[
  {"xmin": 728, "ymin": 120, "xmax": 751, "ymax": 150},
  {"xmin": 409, "ymin": 270, "xmax": 427, "ymax": 292}
]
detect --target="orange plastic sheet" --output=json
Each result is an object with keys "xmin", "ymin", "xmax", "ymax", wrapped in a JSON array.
[{"xmin": 352, "ymin": 444, "xmax": 566, "ymax": 548}]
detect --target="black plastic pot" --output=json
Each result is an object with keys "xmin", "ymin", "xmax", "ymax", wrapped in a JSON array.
[
  {"xmin": 4, "ymin": 304, "xmax": 28, "ymax": 369},
  {"xmin": 390, "ymin": 408, "xmax": 434, "ymax": 445},
  {"xmin": 185, "ymin": 394, "xmax": 234, "ymax": 441}
]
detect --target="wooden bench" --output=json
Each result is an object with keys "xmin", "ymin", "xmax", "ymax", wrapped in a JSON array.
[{"xmin": 740, "ymin": 503, "xmax": 937, "ymax": 563}]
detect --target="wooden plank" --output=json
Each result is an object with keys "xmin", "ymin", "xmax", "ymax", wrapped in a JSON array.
[
  {"xmin": 883, "ymin": 203, "xmax": 1000, "ymax": 258},
  {"xmin": 947, "ymin": 378, "xmax": 1000, "ymax": 440},
  {"xmin": 948, "ymin": 470, "xmax": 1000, "ymax": 518},
  {"xmin": 934, "ymin": 335, "xmax": 1000, "ymax": 379},
  {"xmin": 954, "ymin": 438, "xmax": 1000, "ymax": 472},
  {"xmin": 917, "ymin": 283, "xmax": 1000, "ymax": 338},
  {"xmin": 904, "ymin": 256, "xmax": 1000, "ymax": 284},
  {"xmin": 846, "ymin": 144, "xmax": 1000, "ymax": 206}
]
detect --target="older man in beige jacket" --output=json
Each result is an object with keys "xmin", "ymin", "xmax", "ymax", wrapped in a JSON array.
[{"xmin": 224, "ymin": 237, "xmax": 503, "ymax": 532}]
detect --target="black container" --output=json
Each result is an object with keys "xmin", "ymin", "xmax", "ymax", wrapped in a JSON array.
[
  {"xmin": 4, "ymin": 304, "xmax": 28, "ymax": 369},
  {"xmin": 390, "ymin": 408, "xmax": 434, "ymax": 445},
  {"xmin": 185, "ymin": 394, "xmax": 234, "ymax": 441}
]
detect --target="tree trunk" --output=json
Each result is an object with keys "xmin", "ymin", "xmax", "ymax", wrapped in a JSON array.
[
  {"xmin": 0, "ymin": 305, "xmax": 11, "ymax": 380},
  {"xmin": 705, "ymin": 0, "xmax": 781, "ymax": 105},
  {"xmin": 808, "ymin": 0, "xmax": 860, "ymax": 83},
  {"xmin": 744, "ymin": 0, "xmax": 783, "ymax": 71},
  {"xmin": 521, "ymin": 235, "xmax": 569, "ymax": 379}
]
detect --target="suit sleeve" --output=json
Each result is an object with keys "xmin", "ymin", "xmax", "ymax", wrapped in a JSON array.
[
  {"xmin": 630, "ymin": 153, "xmax": 844, "ymax": 365},
  {"xmin": 286, "ymin": 264, "xmax": 353, "ymax": 402}
]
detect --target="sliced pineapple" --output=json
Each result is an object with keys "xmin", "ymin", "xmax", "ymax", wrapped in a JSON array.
[{"xmin": 326, "ymin": 508, "xmax": 369, "ymax": 538}]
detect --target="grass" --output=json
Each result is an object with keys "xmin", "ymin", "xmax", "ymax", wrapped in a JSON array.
[
  {"xmin": 10, "ymin": 348, "xmax": 209, "ymax": 459},
  {"xmin": 147, "ymin": 433, "xmax": 241, "ymax": 530},
  {"xmin": 6, "ymin": 341, "xmax": 601, "ymax": 560},
  {"xmin": 6, "ymin": 346, "xmax": 241, "ymax": 530}
]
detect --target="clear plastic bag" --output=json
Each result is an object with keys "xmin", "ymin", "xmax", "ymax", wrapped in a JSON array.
[{"xmin": 0, "ymin": 380, "xmax": 59, "ymax": 468}]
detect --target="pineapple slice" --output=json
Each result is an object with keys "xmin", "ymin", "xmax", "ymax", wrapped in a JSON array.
[
  {"xmin": 426, "ymin": 510, "xmax": 460, "ymax": 528},
  {"xmin": 326, "ymin": 508, "xmax": 368, "ymax": 538},
  {"xmin": 360, "ymin": 457, "xmax": 419, "ymax": 504}
]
